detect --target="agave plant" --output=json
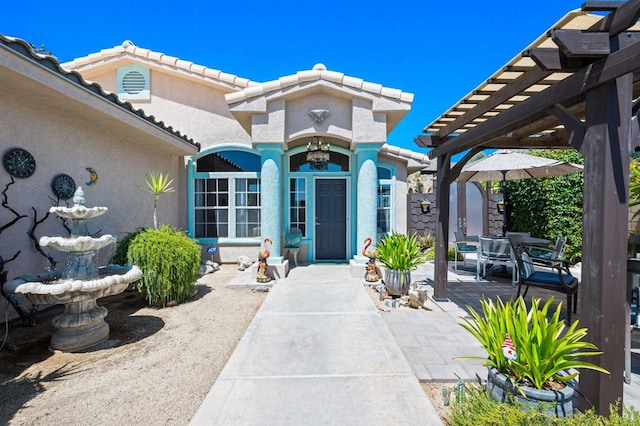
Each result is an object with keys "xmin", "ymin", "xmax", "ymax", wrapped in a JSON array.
[
  {"xmin": 375, "ymin": 231, "xmax": 426, "ymax": 272},
  {"xmin": 459, "ymin": 296, "xmax": 609, "ymax": 390}
]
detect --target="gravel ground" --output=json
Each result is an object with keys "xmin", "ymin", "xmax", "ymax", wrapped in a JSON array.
[
  {"xmin": 0, "ymin": 264, "xmax": 266, "ymax": 425},
  {"xmin": 1, "ymin": 267, "xmax": 452, "ymax": 425}
]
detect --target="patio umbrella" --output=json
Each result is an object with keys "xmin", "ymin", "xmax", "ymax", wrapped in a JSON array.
[{"xmin": 456, "ymin": 149, "xmax": 583, "ymax": 235}]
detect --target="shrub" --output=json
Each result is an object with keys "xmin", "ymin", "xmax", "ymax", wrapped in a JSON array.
[
  {"xmin": 127, "ymin": 225, "xmax": 201, "ymax": 306},
  {"xmin": 452, "ymin": 385, "xmax": 640, "ymax": 425},
  {"xmin": 417, "ymin": 230, "xmax": 435, "ymax": 251},
  {"xmin": 425, "ymin": 246, "xmax": 459, "ymax": 262},
  {"xmin": 110, "ymin": 229, "xmax": 145, "ymax": 266},
  {"xmin": 506, "ymin": 149, "xmax": 584, "ymax": 262}
]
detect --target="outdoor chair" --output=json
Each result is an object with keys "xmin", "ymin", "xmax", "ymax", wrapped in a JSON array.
[
  {"xmin": 284, "ymin": 227, "xmax": 303, "ymax": 267},
  {"xmin": 453, "ymin": 231, "xmax": 478, "ymax": 271},
  {"xmin": 477, "ymin": 236, "xmax": 518, "ymax": 285},
  {"xmin": 527, "ymin": 236, "xmax": 567, "ymax": 269},
  {"xmin": 508, "ymin": 235, "xmax": 578, "ymax": 324}
]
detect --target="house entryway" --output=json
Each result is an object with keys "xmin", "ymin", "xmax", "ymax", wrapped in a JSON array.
[{"xmin": 315, "ymin": 179, "xmax": 347, "ymax": 260}]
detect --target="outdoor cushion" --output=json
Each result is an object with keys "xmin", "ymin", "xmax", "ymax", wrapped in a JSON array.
[
  {"xmin": 458, "ymin": 244, "xmax": 477, "ymax": 252},
  {"xmin": 527, "ymin": 271, "xmax": 576, "ymax": 286},
  {"xmin": 285, "ymin": 229, "xmax": 302, "ymax": 248}
]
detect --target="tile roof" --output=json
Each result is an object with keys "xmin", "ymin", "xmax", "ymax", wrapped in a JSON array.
[
  {"xmin": 0, "ymin": 34, "xmax": 200, "ymax": 152},
  {"xmin": 381, "ymin": 143, "xmax": 431, "ymax": 173},
  {"xmin": 226, "ymin": 63, "xmax": 414, "ymax": 104},
  {"xmin": 63, "ymin": 40, "xmax": 257, "ymax": 91}
]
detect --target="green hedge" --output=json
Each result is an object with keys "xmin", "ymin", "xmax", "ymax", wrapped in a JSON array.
[
  {"xmin": 505, "ymin": 150, "xmax": 584, "ymax": 262},
  {"xmin": 110, "ymin": 229, "xmax": 145, "ymax": 266},
  {"xmin": 127, "ymin": 226, "xmax": 201, "ymax": 306}
]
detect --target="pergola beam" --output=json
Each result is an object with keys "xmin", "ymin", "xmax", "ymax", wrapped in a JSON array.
[
  {"xmin": 431, "ymin": 67, "xmax": 552, "ymax": 140},
  {"xmin": 428, "ymin": 37, "xmax": 640, "ymax": 159},
  {"xmin": 598, "ymin": 0, "xmax": 640, "ymax": 36},
  {"xmin": 551, "ymin": 29, "xmax": 611, "ymax": 57}
]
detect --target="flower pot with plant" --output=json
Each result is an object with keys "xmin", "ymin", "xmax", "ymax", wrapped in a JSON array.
[
  {"xmin": 458, "ymin": 296, "xmax": 609, "ymax": 418},
  {"xmin": 375, "ymin": 232, "xmax": 427, "ymax": 296}
]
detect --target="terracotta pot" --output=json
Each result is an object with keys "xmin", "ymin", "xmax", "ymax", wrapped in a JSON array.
[
  {"xmin": 486, "ymin": 367, "xmax": 576, "ymax": 418},
  {"xmin": 383, "ymin": 269, "xmax": 411, "ymax": 296}
]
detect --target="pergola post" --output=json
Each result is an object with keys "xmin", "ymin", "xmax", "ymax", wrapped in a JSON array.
[
  {"xmin": 433, "ymin": 154, "xmax": 452, "ymax": 300},
  {"xmin": 579, "ymin": 73, "xmax": 632, "ymax": 414}
]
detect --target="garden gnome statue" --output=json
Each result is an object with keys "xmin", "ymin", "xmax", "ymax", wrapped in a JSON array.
[
  {"xmin": 362, "ymin": 237, "xmax": 379, "ymax": 282},
  {"xmin": 256, "ymin": 238, "xmax": 272, "ymax": 283}
]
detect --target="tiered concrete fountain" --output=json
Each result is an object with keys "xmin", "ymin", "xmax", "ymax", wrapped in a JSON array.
[{"xmin": 3, "ymin": 187, "xmax": 142, "ymax": 352}]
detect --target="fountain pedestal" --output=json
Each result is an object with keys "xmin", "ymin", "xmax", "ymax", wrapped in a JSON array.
[{"xmin": 2, "ymin": 187, "xmax": 143, "ymax": 352}]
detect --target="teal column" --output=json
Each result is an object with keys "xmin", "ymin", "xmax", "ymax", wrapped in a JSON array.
[
  {"xmin": 257, "ymin": 145, "xmax": 284, "ymax": 263},
  {"xmin": 186, "ymin": 156, "xmax": 196, "ymax": 240},
  {"xmin": 354, "ymin": 145, "xmax": 380, "ymax": 263}
]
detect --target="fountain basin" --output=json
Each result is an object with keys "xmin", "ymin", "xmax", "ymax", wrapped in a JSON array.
[
  {"xmin": 40, "ymin": 235, "xmax": 116, "ymax": 253},
  {"xmin": 3, "ymin": 265, "xmax": 143, "ymax": 351},
  {"xmin": 49, "ymin": 205, "xmax": 108, "ymax": 220}
]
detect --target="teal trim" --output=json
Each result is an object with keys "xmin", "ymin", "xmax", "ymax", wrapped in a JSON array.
[
  {"xmin": 187, "ymin": 157, "xmax": 196, "ymax": 238},
  {"xmin": 285, "ymin": 145, "xmax": 354, "ymax": 261},
  {"xmin": 189, "ymin": 144, "xmax": 262, "ymax": 242},
  {"xmin": 255, "ymin": 144, "xmax": 285, "ymax": 155},
  {"xmin": 196, "ymin": 238, "xmax": 261, "ymax": 246}
]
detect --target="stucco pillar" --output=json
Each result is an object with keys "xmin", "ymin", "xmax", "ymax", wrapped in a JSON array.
[
  {"xmin": 257, "ymin": 145, "xmax": 284, "ymax": 263},
  {"xmin": 353, "ymin": 145, "xmax": 380, "ymax": 263}
]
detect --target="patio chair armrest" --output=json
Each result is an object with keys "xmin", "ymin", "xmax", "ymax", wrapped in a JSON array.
[{"xmin": 552, "ymin": 263, "xmax": 578, "ymax": 289}]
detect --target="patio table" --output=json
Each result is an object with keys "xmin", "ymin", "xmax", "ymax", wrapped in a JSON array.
[{"xmin": 524, "ymin": 236, "xmax": 550, "ymax": 246}]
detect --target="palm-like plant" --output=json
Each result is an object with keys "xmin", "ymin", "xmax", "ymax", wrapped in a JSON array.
[
  {"xmin": 143, "ymin": 172, "xmax": 175, "ymax": 229},
  {"xmin": 459, "ymin": 296, "xmax": 609, "ymax": 390},
  {"xmin": 375, "ymin": 231, "xmax": 426, "ymax": 272}
]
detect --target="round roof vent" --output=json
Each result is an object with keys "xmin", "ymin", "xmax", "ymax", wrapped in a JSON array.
[{"xmin": 122, "ymin": 70, "xmax": 146, "ymax": 95}]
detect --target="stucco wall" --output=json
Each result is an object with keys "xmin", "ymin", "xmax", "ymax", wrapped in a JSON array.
[
  {"xmin": 1, "ymin": 89, "xmax": 187, "ymax": 319},
  {"xmin": 87, "ymin": 68, "xmax": 251, "ymax": 149}
]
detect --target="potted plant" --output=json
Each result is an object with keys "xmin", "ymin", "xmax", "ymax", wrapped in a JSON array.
[
  {"xmin": 458, "ymin": 296, "xmax": 609, "ymax": 418},
  {"xmin": 375, "ymin": 231, "xmax": 426, "ymax": 296}
]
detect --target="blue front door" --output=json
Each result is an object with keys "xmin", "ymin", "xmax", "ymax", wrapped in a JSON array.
[{"xmin": 315, "ymin": 179, "xmax": 346, "ymax": 260}]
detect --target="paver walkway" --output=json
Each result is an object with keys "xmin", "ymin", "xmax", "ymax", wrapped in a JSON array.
[{"xmin": 191, "ymin": 264, "xmax": 442, "ymax": 425}]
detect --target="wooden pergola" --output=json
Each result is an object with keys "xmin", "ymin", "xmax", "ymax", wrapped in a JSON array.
[{"xmin": 415, "ymin": 1, "xmax": 640, "ymax": 414}]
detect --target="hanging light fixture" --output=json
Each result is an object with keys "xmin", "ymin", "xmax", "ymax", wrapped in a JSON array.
[{"xmin": 306, "ymin": 136, "xmax": 330, "ymax": 170}]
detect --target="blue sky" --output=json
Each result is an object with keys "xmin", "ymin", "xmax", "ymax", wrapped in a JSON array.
[{"xmin": 1, "ymin": 0, "xmax": 581, "ymax": 154}]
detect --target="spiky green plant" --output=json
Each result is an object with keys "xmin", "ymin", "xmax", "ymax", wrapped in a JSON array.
[
  {"xmin": 142, "ymin": 171, "xmax": 175, "ymax": 229},
  {"xmin": 458, "ymin": 296, "xmax": 609, "ymax": 390},
  {"xmin": 375, "ymin": 231, "xmax": 427, "ymax": 272}
]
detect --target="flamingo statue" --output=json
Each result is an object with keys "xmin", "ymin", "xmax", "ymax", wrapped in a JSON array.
[
  {"xmin": 256, "ymin": 238, "xmax": 272, "ymax": 283},
  {"xmin": 362, "ymin": 237, "xmax": 380, "ymax": 282},
  {"xmin": 362, "ymin": 237, "xmax": 376, "ymax": 259}
]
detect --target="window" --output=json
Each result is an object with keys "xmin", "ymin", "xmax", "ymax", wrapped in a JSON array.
[
  {"xmin": 235, "ymin": 178, "xmax": 261, "ymax": 237},
  {"xmin": 117, "ymin": 65, "xmax": 150, "ymax": 101},
  {"xmin": 193, "ymin": 150, "xmax": 261, "ymax": 240},
  {"xmin": 377, "ymin": 184, "xmax": 392, "ymax": 235},
  {"xmin": 289, "ymin": 178, "xmax": 306, "ymax": 236},
  {"xmin": 289, "ymin": 151, "xmax": 349, "ymax": 172},
  {"xmin": 377, "ymin": 166, "xmax": 394, "ymax": 237},
  {"xmin": 194, "ymin": 178, "xmax": 229, "ymax": 238}
]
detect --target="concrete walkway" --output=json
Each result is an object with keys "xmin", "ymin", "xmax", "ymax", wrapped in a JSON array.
[{"xmin": 191, "ymin": 264, "xmax": 442, "ymax": 425}]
